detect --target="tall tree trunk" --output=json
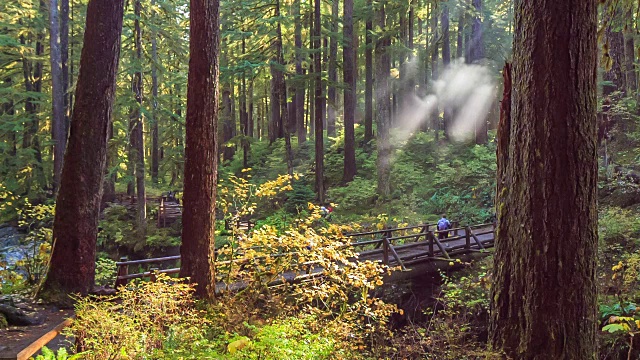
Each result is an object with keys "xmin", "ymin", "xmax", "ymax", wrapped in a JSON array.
[
  {"xmin": 603, "ymin": 11, "xmax": 625, "ymax": 95},
  {"xmin": 61, "ymin": 0, "xmax": 70, "ymax": 137},
  {"xmin": 314, "ymin": 0, "xmax": 324, "ymax": 202},
  {"xmin": 50, "ymin": 0, "xmax": 66, "ymax": 192},
  {"xmin": 623, "ymin": 23, "xmax": 637, "ymax": 95},
  {"xmin": 322, "ymin": 36, "xmax": 328, "ymax": 131},
  {"xmin": 364, "ymin": 0, "xmax": 373, "ymax": 145},
  {"xmin": 406, "ymin": 0, "xmax": 415, "ymax": 97},
  {"xmin": 456, "ymin": 12, "xmax": 464, "ymax": 59},
  {"xmin": 180, "ymin": 0, "xmax": 220, "ymax": 301},
  {"xmin": 222, "ymin": 86, "xmax": 234, "ymax": 161},
  {"xmin": 464, "ymin": 8, "xmax": 471, "ymax": 63},
  {"xmin": 375, "ymin": 2, "xmax": 390, "ymax": 198},
  {"xmin": 490, "ymin": 1, "xmax": 598, "ymax": 358},
  {"xmin": 470, "ymin": 0, "xmax": 487, "ymax": 144},
  {"xmin": 151, "ymin": 0, "xmax": 160, "ymax": 183},
  {"xmin": 274, "ymin": 0, "xmax": 293, "ymax": 176},
  {"xmin": 326, "ymin": 0, "xmax": 338, "ymax": 137},
  {"xmin": 248, "ymin": 79, "xmax": 254, "ymax": 138},
  {"xmin": 294, "ymin": 0, "xmax": 305, "ymax": 144},
  {"xmin": 132, "ymin": 0, "xmax": 147, "ymax": 233},
  {"xmin": 40, "ymin": 0, "xmax": 125, "ymax": 303},
  {"xmin": 269, "ymin": 60, "xmax": 282, "ymax": 143},
  {"xmin": 441, "ymin": 2, "xmax": 451, "ymax": 139},
  {"xmin": 127, "ymin": 110, "xmax": 135, "ymax": 196},
  {"xmin": 21, "ymin": 10, "xmax": 45, "ymax": 173},
  {"xmin": 240, "ymin": 36, "xmax": 249, "ymax": 169},
  {"xmin": 430, "ymin": 6, "xmax": 439, "ymax": 135},
  {"xmin": 3, "ymin": 78, "xmax": 16, "ymax": 159},
  {"xmin": 469, "ymin": 0, "xmax": 484, "ymax": 62},
  {"xmin": 624, "ymin": 13, "xmax": 638, "ymax": 96},
  {"xmin": 343, "ymin": 0, "xmax": 356, "ymax": 182},
  {"xmin": 102, "ymin": 121, "xmax": 117, "ymax": 206}
]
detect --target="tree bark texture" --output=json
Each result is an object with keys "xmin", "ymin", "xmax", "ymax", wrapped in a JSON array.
[
  {"xmin": 430, "ymin": 7, "xmax": 439, "ymax": 135},
  {"xmin": 274, "ymin": 0, "xmax": 293, "ymax": 177},
  {"xmin": 456, "ymin": 12, "xmax": 464, "ymax": 59},
  {"xmin": 375, "ymin": 2, "xmax": 390, "ymax": 198},
  {"xmin": 623, "ymin": 28, "xmax": 636, "ymax": 95},
  {"xmin": 40, "ymin": 0, "xmax": 125, "ymax": 301},
  {"xmin": 269, "ymin": 59, "xmax": 283, "ymax": 143},
  {"xmin": 60, "ymin": 0, "xmax": 70, "ymax": 136},
  {"xmin": 603, "ymin": 21, "xmax": 625, "ymax": 95},
  {"xmin": 314, "ymin": 0, "xmax": 324, "ymax": 202},
  {"xmin": 222, "ymin": 86, "xmax": 234, "ymax": 161},
  {"xmin": 441, "ymin": 2, "xmax": 451, "ymax": 139},
  {"xmin": 294, "ymin": 0, "xmax": 305, "ymax": 144},
  {"xmin": 342, "ymin": 0, "xmax": 356, "ymax": 183},
  {"xmin": 470, "ymin": 0, "xmax": 487, "ymax": 144},
  {"xmin": 326, "ymin": 0, "xmax": 338, "ymax": 137},
  {"xmin": 102, "ymin": 121, "xmax": 116, "ymax": 206},
  {"xmin": 50, "ymin": 0, "xmax": 66, "ymax": 193},
  {"xmin": 132, "ymin": 0, "xmax": 147, "ymax": 231},
  {"xmin": 151, "ymin": 0, "xmax": 160, "ymax": 184},
  {"xmin": 180, "ymin": 0, "xmax": 220, "ymax": 300},
  {"xmin": 364, "ymin": 0, "xmax": 373, "ymax": 144},
  {"xmin": 489, "ymin": 2, "xmax": 598, "ymax": 358}
]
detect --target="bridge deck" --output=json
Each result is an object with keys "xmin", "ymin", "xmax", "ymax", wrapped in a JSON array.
[{"xmin": 114, "ymin": 223, "xmax": 495, "ymax": 291}]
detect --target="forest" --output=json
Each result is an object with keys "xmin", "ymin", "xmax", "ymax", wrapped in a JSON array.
[{"xmin": 0, "ymin": 0, "xmax": 639, "ymax": 358}]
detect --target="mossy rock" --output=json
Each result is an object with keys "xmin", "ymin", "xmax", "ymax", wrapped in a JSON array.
[
  {"xmin": 602, "ymin": 187, "xmax": 640, "ymax": 208},
  {"xmin": 0, "ymin": 313, "xmax": 7, "ymax": 329}
]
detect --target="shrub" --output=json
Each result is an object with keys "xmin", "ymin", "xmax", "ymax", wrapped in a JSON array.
[
  {"xmin": 599, "ymin": 207, "xmax": 640, "ymax": 244},
  {"xmin": 70, "ymin": 274, "xmax": 205, "ymax": 359},
  {"xmin": 327, "ymin": 177, "xmax": 377, "ymax": 212},
  {"xmin": 94, "ymin": 257, "xmax": 117, "ymax": 287}
]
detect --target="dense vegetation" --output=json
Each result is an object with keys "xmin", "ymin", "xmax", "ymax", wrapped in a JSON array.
[{"xmin": 0, "ymin": 0, "xmax": 639, "ymax": 358}]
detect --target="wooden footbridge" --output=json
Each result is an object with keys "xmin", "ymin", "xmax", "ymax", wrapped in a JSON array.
[{"xmin": 114, "ymin": 221, "xmax": 495, "ymax": 290}]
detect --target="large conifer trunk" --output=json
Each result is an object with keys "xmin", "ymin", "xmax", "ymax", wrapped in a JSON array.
[
  {"xmin": 375, "ymin": 2, "xmax": 390, "ymax": 198},
  {"xmin": 180, "ymin": 0, "xmax": 219, "ymax": 300},
  {"xmin": 490, "ymin": 1, "xmax": 598, "ymax": 358},
  {"xmin": 40, "ymin": 0, "xmax": 125, "ymax": 302},
  {"xmin": 342, "ymin": 0, "xmax": 355, "ymax": 182}
]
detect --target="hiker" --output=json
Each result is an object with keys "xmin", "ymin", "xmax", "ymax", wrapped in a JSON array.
[
  {"xmin": 437, "ymin": 214, "xmax": 452, "ymax": 240},
  {"xmin": 320, "ymin": 205, "xmax": 333, "ymax": 220}
]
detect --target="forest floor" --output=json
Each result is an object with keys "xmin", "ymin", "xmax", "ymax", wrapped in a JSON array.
[{"xmin": 0, "ymin": 305, "xmax": 73, "ymax": 357}]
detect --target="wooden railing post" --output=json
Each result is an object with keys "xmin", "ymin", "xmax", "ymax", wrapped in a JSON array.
[
  {"xmin": 115, "ymin": 256, "xmax": 129, "ymax": 288},
  {"xmin": 465, "ymin": 226, "xmax": 471, "ymax": 249},
  {"xmin": 384, "ymin": 225, "xmax": 392, "ymax": 239},
  {"xmin": 149, "ymin": 268, "xmax": 159, "ymax": 282},
  {"xmin": 428, "ymin": 231, "xmax": 434, "ymax": 257},
  {"xmin": 453, "ymin": 221, "xmax": 459, "ymax": 236},
  {"xmin": 382, "ymin": 236, "xmax": 390, "ymax": 265}
]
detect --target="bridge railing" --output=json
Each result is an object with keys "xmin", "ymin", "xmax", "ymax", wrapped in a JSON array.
[{"xmin": 114, "ymin": 220, "xmax": 494, "ymax": 287}]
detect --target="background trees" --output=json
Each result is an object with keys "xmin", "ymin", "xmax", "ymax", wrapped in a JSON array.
[{"xmin": 0, "ymin": 0, "xmax": 518, "ymax": 203}]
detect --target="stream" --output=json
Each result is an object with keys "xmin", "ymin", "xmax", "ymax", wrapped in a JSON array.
[{"xmin": 0, "ymin": 225, "xmax": 26, "ymax": 275}]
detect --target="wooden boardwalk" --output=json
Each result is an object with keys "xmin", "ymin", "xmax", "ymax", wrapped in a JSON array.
[{"xmin": 115, "ymin": 222, "xmax": 495, "ymax": 290}]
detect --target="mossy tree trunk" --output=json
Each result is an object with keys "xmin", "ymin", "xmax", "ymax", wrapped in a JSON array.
[
  {"xmin": 490, "ymin": 1, "xmax": 598, "ymax": 358},
  {"xmin": 40, "ymin": 0, "xmax": 125, "ymax": 303}
]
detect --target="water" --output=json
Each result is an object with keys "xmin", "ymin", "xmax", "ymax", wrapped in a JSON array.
[{"xmin": 0, "ymin": 225, "xmax": 27, "ymax": 277}]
